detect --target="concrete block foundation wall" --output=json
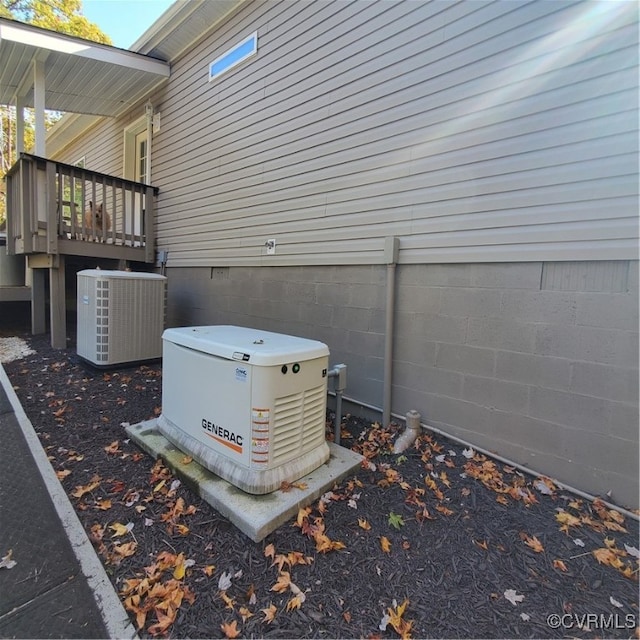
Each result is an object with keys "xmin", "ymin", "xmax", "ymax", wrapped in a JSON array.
[{"xmin": 165, "ymin": 261, "xmax": 639, "ymax": 509}]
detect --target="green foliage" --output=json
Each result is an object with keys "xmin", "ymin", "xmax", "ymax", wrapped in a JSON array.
[
  {"xmin": 1, "ymin": 0, "xmax": 112, "ymax": 43},
  {"xmin": 388, "ymin": 511, "xmax": 405, "ymax": 530},
  {"xmin": 0, "ymin": 0, "xmax": 111, "ymax": 226}
]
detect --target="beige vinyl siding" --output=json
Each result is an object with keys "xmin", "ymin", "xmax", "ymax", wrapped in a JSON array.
[{"xmin": 56, "ymin": 0, "xmax": 639, "ymax": 268}]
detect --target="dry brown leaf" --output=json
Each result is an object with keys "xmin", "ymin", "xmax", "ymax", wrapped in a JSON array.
[
  {"xmin": 286, "ymin": 594, "xmax": 304, "ymax": 611},
  {"xmin": 264, "ymin": 543, "xmax": 275, "ymax": 560},
  {"xmin": 71, "ymin": 475, "xmax": 101, "ymax": 498},
  {"xmin": 113, "ymin": 542, "xmax": 138, "ymax": 558},
  {"xmin": 553, "ymin": 559, "xmax": 568, "ymax": 572},
  {"xmin": 592, "ymin": 547, "xmax": 625, "ymax": 569},
  {"xmin": 380, "ymin": 536, "xmax": 391, "ymax": 553},
  {"xmin": 521, "ymin": 533, "xmax": 545, "ymax": 553},
  {"xmin": 556, "ymin": 510, "xmax": 581, "ymax": 531},
  {"xmin": 358, "ymin": 518, "xmax": 372, "ymax": 531},
  {"xmin": 261, "ymin": 603, "xmax": 277, "ymax": 624},
  {"xmin": 220, "ymin": 620, "xmax": 241, "ymax": 638},
  {"xmin": 239, "ymin": 606, "xmax": 253, "ymax": 622},
  {"xmin": 388, "ymin": 598, "xmax": 413, "ymax": 640},
  {"xmin": 173, "ymin": 553, "xmax": 186, "ymax": 580},
  {"xmin": 109, "ymin": 522, "xmax": 133, "ymax": 537},
  {"xmin": 220, "ymin": 591, "xmax": 235, "ymax": 610},
  {"xmin": 56, "ymin": 469, "xmax": 71, "ymax": 480},
  {"xmin": 104, "ymin": 441, "xmax": 120, "ymax": 454},
  {"xmin": 270, "ymin": 571, "xmax": 291, "ymax": 593}
]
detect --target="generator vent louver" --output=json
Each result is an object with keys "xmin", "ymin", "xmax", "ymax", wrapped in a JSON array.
[{"xmin": 271, "ymin": 384, "xmax": 326, "ymax": 465}]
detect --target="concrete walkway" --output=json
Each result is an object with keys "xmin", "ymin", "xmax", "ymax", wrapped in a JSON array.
[{"xmin": 0, "ymin": 364, "xmax": 136, "ymax": 639}]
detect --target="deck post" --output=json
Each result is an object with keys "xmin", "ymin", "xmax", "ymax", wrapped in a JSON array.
[
  {"xmin": 45, "ymin": 160, "xmax": 59, "ymax": 255},
  {"xmin": 49, "ymin": 255, "xmax": 66, "ymax": 349},
  {"xmin": 30, "ymin": 268, "xmax": 46, "ymax": 335},
  {"xmin": 144, "ymin": 186, "xmax": 155, "ymax": 263}
]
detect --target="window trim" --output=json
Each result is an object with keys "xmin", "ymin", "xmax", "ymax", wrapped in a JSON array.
[{"xmin": 209, "ymin": 32, "xmax": 258, "ymax": 82}]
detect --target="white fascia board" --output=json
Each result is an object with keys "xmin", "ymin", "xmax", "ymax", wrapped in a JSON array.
[{"xmin": 0, "ymin": 20, "xmax": 170, "ymax": 77}]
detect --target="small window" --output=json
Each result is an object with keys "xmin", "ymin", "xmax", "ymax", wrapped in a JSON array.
[{"xmin": 209, "ymin": 32, "xmax": 257, "ymax": 82}]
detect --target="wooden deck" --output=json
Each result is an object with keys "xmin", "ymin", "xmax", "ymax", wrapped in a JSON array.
[{"xmin": 4, "ymin": 154, "xmax": 158, "ymax": 348}]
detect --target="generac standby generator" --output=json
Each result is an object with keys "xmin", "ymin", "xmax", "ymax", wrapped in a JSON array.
[
  {"xmin": 77, "ymin": 270, "xmax": 166, "ymax": 367},
  {"xmin": 158, "ymin": 325, "xmax": 331, "ymax": 494}
]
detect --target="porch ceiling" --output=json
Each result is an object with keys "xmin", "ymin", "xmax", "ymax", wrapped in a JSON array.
[{"xmin": 0, "ymin": 18, "xmax": 170, "ymax": 117}]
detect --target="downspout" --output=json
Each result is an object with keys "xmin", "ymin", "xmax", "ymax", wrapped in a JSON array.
[
  {"xmin": 144, "ymin": 101, "xmax": 154, "ymax": 184},
  {"xmin": 382, "ymin": 237, "xmax": 399, "ymax": 427}
]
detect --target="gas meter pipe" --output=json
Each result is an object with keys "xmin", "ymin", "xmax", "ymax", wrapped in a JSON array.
[{"xmin": 327, "ymin": 364, "xmax": 347, "ymax": 446}]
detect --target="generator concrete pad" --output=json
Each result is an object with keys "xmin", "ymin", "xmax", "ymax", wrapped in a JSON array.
[{"xmin": 125, "ymin": 419, "xmax": 364, "ymax": 542}]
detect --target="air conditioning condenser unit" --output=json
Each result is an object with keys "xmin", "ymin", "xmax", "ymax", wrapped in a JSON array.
[
  {"xmin": 158, "ymin": 325, "xmax": 331, "ymax": 494},
  {"xmin": 77, "ymin": 269, "xmax": 166, "ymax": 367}
]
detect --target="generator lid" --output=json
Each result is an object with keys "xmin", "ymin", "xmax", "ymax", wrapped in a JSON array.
[
  {"xmin": 77, "ymin": 269, "xmax": 166, "ymax": 280},
  {"xmin": 162, "ymin": 325, "xmax": 329, "ymax": 366}
]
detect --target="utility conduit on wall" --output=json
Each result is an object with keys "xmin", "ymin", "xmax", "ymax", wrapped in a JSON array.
[
  {"xmin": 383, "ymin": 236, "xmax": 399, "ymax": 428},
  {"xmin": 329, "ymin": 392, "xmax": 639, "ymax": 521}
]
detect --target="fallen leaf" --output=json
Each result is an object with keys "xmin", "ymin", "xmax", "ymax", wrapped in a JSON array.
[
  {"xmin": 220, "ymin": 591, "xmax": 235, "ymax": 610},
  {"xmin": 218, "ymin": 571, "xmax": 233, "ymax": 591},
  {"xmin": 533, "ymin": 477, "xmax": 556, "ymax": 495},
  {"xmin": 624, "ymin": 543, "xmax": 640, "ymax": 558},
  {"xmin": 387, "ymin": 598, "xmax": 413, "ymax": 639},
  {"xmin": 520, "ymin": 612, "xmax": 530, "ymax": 621},
  {"xmin": 521, "ymin": 533, "xmax": 544, "ymax": 553},
  {"xmin": 270, "ymin": 571, "xmax": 291, "ymax": 593},
  {"xmin": 203, "ymin": 565, "xmax": 215, "ymax": 577},
  {"xmin": 0, "ymin": 550, "xmax": 16, "ymax": 570},
  {"xmin": 553, "ymin": 559, "xmax": 568, "ymax": 572},
  {"xmin": 173, "ymin": 553, "xmax": 186, "ymax": 580},
  {"xmin": 388, "ymin": 512, "xmax": 404, "ymax": 530},
  {"xmin": 435, "ymin": 504, "xmax": 454, "ymax": 516},
  {"xmin": 379, "ymin": 612, "xmax": 390, "ymax": 631},
  {"xmin": 261, "ymin": 603, "xmax": 277, "ymax": 624},
  {"xmin": 109, "ymin": 522, "xmax": 134, "ymax": 537},
  {"xmin": 113, "ymin": 542, "xmax": 138, "ymax": 558},
  {"xmin": 56, "ymin": 469, "xmax": 72, "ymax": 480},
  {"xmin": 358, "ymin": 518, "xmax": 371, "ymax": 531},
  {"xmin": 180, "ymin": 456, "xmax": 193, "ymax": 465},
  {"xmin": 380, "ymin": 536, "xmax": 391, "ymax": 553},
  {"xmin": 610, "ymin": 596, "xmax": 623, "ymax": 608},
  {"xmin": 220, "ymin": 620, "xmax": 240, "ymax": 638},
  {"xmin": 555, "ymin": 510, "xmax": 581, "ymax": 531},
  {"xmin": 71, "ymin": 475, "xmax": 101, "ymax": 498},
  {"xmin": 104, "ymin": 441, "xmax": 120, "ymax": 454},
  {"xmin": 95, "ymin": 499, "xmax": 112, "ymax": 511},
  {"xmin": 286, "ymin": 594, "xmax": 304, "ymax": 611},
  {"xmin": 504, "ymin": 589, "xmax": 525, "ymax": 606},
  {"xmin": 592, "ymin": 547, "xmax": 621, "ymax": 567},
  {"xmin": 239, "ymin": 606, "xmax": 253, "ymax": 622}
]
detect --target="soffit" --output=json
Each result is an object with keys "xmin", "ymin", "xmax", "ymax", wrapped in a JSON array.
[
  {"xmin": 131, "ymin": 0, "xmax": 244, "ymax": 61},
  {"xmin": 0, "ymin": 18, "xmax": 170, "ymax": 116}
]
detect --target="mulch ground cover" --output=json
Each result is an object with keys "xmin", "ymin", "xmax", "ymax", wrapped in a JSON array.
[{"xmin": 2, "ymin": 326, "xmax": 639, "ymax": 639}]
